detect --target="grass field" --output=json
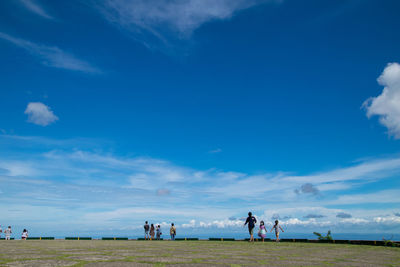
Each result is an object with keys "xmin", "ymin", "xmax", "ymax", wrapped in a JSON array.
[{"xmin": 0, "ymin": 240, "xmax": 399, "ymax": 266}]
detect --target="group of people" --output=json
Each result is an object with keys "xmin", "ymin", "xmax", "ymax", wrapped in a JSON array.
[
  {"xmin": 3, "ymin": 215, "xmax": 280, "ymax": 242},
  {"xmin": 143, "ymin": 221, "xmax": 176, "ymax": 241},
  {"xmin": 0, "ymin": 226, "xmax": 28, "ymax": 240},
  {"xmin": 245, "ymin": 212, "xmax": 284, "ymax": 242}
]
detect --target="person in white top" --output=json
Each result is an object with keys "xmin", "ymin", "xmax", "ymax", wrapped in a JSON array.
[
  {"xmin": 4, "ymin": 226, "xmax": 12, "ymax": 240},
  {"xmin": 21, "ymin": 229, "xmax": 28, "ymax": 240}
]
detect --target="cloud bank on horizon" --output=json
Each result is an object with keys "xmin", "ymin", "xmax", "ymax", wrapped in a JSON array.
[{"xmin": 0, "ymin": 134, "xmax": 400, "ymax": 234}]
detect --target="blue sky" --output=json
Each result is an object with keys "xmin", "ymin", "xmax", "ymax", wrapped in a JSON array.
[{"xmin": 1, "ymin": 0, "xmax": 400, "ymax": 237}]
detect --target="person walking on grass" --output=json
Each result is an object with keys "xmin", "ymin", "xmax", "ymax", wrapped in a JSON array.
[
  {"xmin": 271, "ymin": 220, "xmax": 284, "ymax": 242},
  {"xmin": 258, "ymin": 221, "xmax": 267, "ymax": 242},
  {"xmin": 4, "ymin": 226, "xmax": 12, "ymax": 240},
  {"xmin": 150, "ymin": 224, "xmax": 155, "ymax": 240},
  {"xmin": 156, "ymin": 225, "xmax": 162, "ymax": 240},
  {"xmin": 144, "ymin": 221, "xmax": 150, "ymax": 240},
  {"xmin": 21, "ymin": 229, "xmax": 28, "ymax": 240},
  {"xmin": 244, "ymin": 212, "xmax": 257, "ymax": 242},
  {"xmin": 170, "ymin": 223, "xmax": 176, "ymax": 241}
]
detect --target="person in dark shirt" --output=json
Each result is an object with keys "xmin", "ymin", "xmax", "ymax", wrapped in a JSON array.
[
  {"xmin": 244, "ymin": 212, "xmax": 257, "ymax": 242},
  {"xmin": 144, "ymin": 221, "xmax": 150, "ymax": 240}
]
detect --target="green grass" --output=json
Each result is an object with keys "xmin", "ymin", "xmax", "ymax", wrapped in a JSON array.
[{"xmin": 0, "ymin": 240, "xmax": 399, "ymax": 266}]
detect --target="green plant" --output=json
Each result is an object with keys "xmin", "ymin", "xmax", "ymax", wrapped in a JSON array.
[
  {"xmin": 313, "ymin": 230, "xmax": 333, "ymax": 241},
  {"xmin": 383, "ymin": 235, "xmax": 399, "ymax": 247}
]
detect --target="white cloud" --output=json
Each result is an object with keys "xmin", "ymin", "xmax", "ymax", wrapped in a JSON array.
[
  {"xmin": 95, "ymin": 0, "xmax": 275, "ymax": 50},
  {"xmin": 339, "ymin": 217, "xmax": 369, "ymax": 225},
  {"xmin": 373, "ymin": 216, "xmax": 400, "ymax": 224},
  {"xmin": 198, "ymin": 219, "xmax": 244, "ymax": 228},
  {"xmin": 0, "ymin": 32, "xmax": 100, "ymax": 73},
  {"xmin": 2, "ymin": 135, "xmax": 400, "ymax": 232},
  {"xmin": 182, "ymin": 219, "xmax": 196, "ymax": 228},
  {"xmin": 24, "ymin": 102, "xmax": 58, "ymax": 126},
  {"xmin": 334, "ymin": 189, "xmax": 400, "ymax": 204},
  {"xmin": 20, "ymin": 0, "xmax": 53, "ymax": 19},
  {"xmin": 363, "ymin": 62, "xmax": 400, "ymax": 138},
  {"xmin": 0, "ymin": 161, "xmax": 40, "ymax": 177},
  {"xmin": 98, "ymin": 0, "xmax": 268, "ymax": 35},
  {"xmin": 303, "ymin": 214, "xmax": 325, "ymax": 219}
]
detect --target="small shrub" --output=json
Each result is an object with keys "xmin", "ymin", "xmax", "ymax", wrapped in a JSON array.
[{"xmin": 313, "ymin": 230, "xmax": 333, "ymax": 241}]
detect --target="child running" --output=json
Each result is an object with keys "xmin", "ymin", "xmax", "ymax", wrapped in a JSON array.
[
  {"xmin": 271, "ymin": 220, "xmax": 284, "ymax": 242},
  {"xmin": 21, "ymin": 229, "xmax": 28, "ymax": 240},
  {"xmin": 150, "ymin": 224, "xmax": 155, "ymax": 240},
  {"xmin": 258, "ymin": 221, "xmax": 267, "ymax": 242}
]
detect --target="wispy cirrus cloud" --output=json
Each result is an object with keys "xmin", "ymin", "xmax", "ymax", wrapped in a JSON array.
[
  {"xmin": 209, "ymin": 148, "xmax": 222, "ymax": 154},
  {"xmin": 94, "ymin": 0, "xmax": 277, "ymax": 50},
  {"xmin": 0, "ymin": 32, "xmax": 101, "ymax": 73},
  {"xmin": 19, "ymin": 0, "xmax": 53, "ymax": 19}
]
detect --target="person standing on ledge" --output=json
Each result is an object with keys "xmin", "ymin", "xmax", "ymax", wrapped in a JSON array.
[
  {"xmin": 150, "ymin": 224, "xmax": 155, "ymax": 240},
  {"xmin": 4, "ymin": 226, "xmax": 12, "ymax": 240},
  {"xmin": 156, "ymin": 225, "xmax": 162, "ymax": 240},
  {"xmin": 144, "ymin": 221, "xmax": 150, "ymax": 240},
  {"xmin": 244, "ymin": 212, "xmax": 257, "ymax": 242},
  {"xmin": 170, "ymin": 223, "xmax": 176, "ymax": 240}
]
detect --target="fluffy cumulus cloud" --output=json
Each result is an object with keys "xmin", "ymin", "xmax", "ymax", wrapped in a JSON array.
[
  {"xmin": 363, "ymin": 62, "xmax": 400, "ymax": 138},
  {"xmin": 24, "ymin": 102, "xmax": 58, "ymax": 126},
  {"xmin": 336, "ymin": 212, "xmax": 352, "ymax": 219},
  {"xmin": 0, "ymin": 32, "xmax": 100, "ymax": 73}
]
